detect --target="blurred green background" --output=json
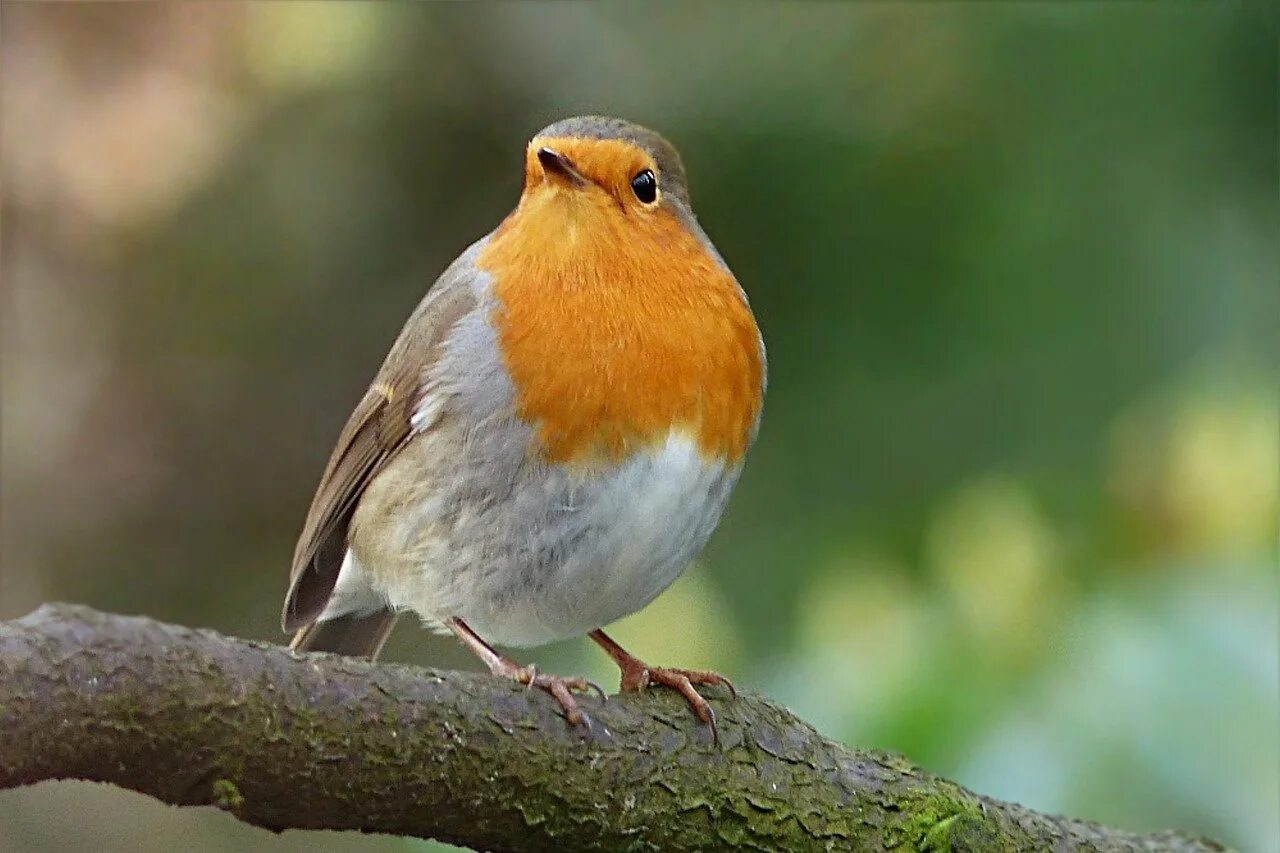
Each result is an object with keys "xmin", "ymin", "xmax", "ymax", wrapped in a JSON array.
[{"xmin": 2, "ymin": 3, "xmax": 1276, "ymax": 851}]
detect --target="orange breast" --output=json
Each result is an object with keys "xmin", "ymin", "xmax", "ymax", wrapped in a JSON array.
[{"xmin": 478, "ymin": 196, "xmax": 763, "ymax": 467}]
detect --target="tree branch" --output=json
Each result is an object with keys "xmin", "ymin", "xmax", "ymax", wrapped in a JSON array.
[{"xmin": 0, "ymin": 604, "xmax": 1228, "ymax": 852}]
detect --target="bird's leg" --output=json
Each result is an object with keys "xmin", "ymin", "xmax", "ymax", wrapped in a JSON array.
[
  {"xmin": 589, "ymin": 629, "xmax": 736, "ymax": 740},
  {"xmin": 445, "ymin": 617, "xmax": 603, "ymax": 727}
]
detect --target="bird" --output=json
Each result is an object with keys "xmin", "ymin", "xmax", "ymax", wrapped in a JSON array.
[{"xmin": 282, "ymin": 115, "xmax": 765, "ymax": 735}]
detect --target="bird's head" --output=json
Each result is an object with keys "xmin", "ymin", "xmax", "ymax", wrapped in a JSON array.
[
  {"xmin": 524, "ymin": 116, "xmax": 690, "ymax": 205},
  {"xmin": 510, "ymin": 116, "xmax": 695, "ymax": 250}
]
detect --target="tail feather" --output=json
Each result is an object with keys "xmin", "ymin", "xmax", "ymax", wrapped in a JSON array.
[{"xmin": 290, "ymin": 609, "xmax": 398, "ymax": 659}]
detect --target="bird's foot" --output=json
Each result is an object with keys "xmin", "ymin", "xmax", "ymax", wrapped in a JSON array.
[
  {"xmin": 489, "ymin": 658, "xmax": 605, "ymax": 728},
  {"xmin": 588, "ymin": 629, "xmax": 735, "ymax": 742},
  {"xmin": 618, "ymin": 660, "xmax": 735, "ymax": 742},
  {"xmin": 444, "ymin": 616, "xmax": 603, "ymax": 728}
]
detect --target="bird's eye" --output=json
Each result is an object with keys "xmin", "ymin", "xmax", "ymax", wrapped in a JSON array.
[{"xmin": 630, "ymin": 169, "xmax": 658, "ymax": 204}]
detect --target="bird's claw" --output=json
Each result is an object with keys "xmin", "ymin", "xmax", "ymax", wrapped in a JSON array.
[
  {"xmin": 494, "ymin": 661, "xmax": 601, "ymax": 728},
  {"xmin": 619, "ymin": 664, "xmax": 735, "ymax": 744}
]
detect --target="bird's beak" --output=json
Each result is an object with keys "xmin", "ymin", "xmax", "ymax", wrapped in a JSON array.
[{"xmin": 536, "ymin": 147, "xmax": 587, "ymax": 188}]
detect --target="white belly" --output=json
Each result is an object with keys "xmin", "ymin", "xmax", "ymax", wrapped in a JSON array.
[
  {"xmin": 349, "ymin": 430, "xmax": 740, "ymax": 648},
  {"xmin": 506, "ymin": 432, "xmax": 736, "ymax": 644}
]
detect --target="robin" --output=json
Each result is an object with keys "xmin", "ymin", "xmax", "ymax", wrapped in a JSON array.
[{"xmin": 282, "ymin": 115, "xmax": 765, "ymax": 734}]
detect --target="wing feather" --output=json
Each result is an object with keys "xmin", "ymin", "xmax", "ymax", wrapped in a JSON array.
[{"xmin": 282, "ymin": 273, "xmax": 478, "ymax": 632}]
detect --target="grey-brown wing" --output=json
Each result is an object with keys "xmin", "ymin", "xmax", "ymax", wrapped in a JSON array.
[{"xmin": 281, "ymin": 275, "xmax": 477, "ymax": 633}]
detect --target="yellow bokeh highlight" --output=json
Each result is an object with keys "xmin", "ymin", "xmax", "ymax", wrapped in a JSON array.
[
  {"xmin": 1110, "ymin": 386, "xmax": 1278, "ymax": 558},
  {"xmin": 796, "ymin": 551, "xmax": 931, "ymax": 712},
  {"xmin": 926, "ymin": 477, "xmax": 1065, "ymax": 661},
  {"xmin": 1167, "ymin": 398, "xmax": 1278, "ymax": 550},
  {"xmin": 245, "ymin": 4, "xmax": 386, "ymax": 91}
]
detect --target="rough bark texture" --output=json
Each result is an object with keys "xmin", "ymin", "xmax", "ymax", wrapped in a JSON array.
[{"xmin": 0, "ymin": 604, "xmax": 1229, "ymax": 852}]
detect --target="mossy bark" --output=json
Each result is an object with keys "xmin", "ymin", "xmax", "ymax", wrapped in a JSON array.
[{"xmin": 0, "ymin": 605, "xmax": 1228, "ymax": 852}]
